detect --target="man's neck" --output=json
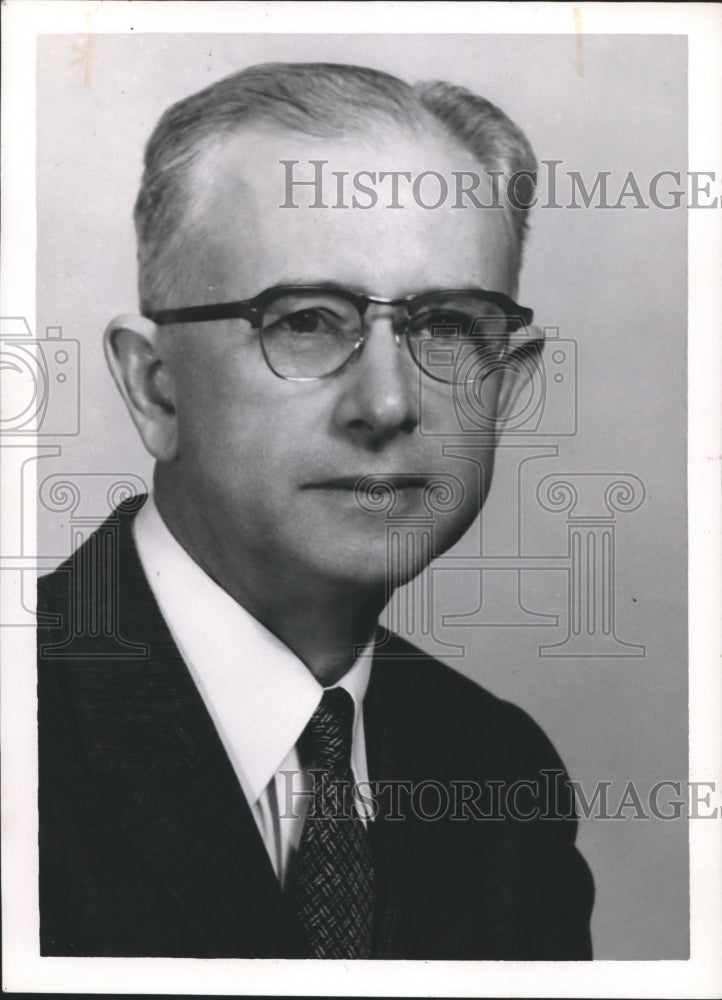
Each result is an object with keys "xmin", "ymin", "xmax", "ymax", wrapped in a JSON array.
[{"xmin": 153, "ymin": 485, "xmax": 385, "ymax": 686}]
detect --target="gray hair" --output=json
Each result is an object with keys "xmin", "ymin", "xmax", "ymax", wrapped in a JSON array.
[{"xmin": 135, "ymin": 62, "xmax": 537, "ymax": 311}]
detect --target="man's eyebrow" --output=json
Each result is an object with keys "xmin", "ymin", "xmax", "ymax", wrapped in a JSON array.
[
  {"xmin": 261, "ymin": 280, "xmax": 489, "ymax": 296},
  {"xmin": 270, "ymin": 279, "xmax": 369, "ymax": 293}
]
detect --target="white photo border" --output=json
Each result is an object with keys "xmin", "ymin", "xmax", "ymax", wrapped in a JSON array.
[{"xmin": 2, "ymin": 2, "xmax": 721, "ymax": 996}]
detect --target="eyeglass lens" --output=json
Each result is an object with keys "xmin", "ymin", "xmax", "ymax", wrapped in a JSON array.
[{"xmin": 260, "ymin": 291, "xmax": 513, "ymax": 382}]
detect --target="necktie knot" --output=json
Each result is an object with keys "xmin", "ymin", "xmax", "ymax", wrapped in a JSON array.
[{"xmin": 308, "ymin": 687, "xmax": 355, "ymax": 772}]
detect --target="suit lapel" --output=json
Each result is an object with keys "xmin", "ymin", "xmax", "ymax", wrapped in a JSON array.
[
  {"xmin": 118, "ymin": 676, "xmax": 306, "ymax": 957},
  {"xmin": 65, "ymin": 501, "xmax": 308, "ymax": 957},
  {"xmin": 364, "ymin": 636, "xmax": 521, "ymax": 959},
  {"xmin": 363, "ymin": 643, "xmax": 417, "ymax": 958}
]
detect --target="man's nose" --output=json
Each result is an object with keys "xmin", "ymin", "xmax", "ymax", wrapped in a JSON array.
[{"xmin": 331, "ymin": 313, "xmax": 419, "ymax": 445}]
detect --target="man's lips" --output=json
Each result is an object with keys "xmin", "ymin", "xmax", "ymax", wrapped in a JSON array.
[
  {"xmin": 299, "ymin": 474, "xmax": 462, "ymax": 516},
  {"xmin": 301, "ymin": 475, "xmax": 433, "ymax": 490}
]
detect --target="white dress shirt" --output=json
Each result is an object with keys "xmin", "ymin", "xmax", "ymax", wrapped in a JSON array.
[{"xmin": 132, "ymin": 495, "xmax": 373, "ymax": 888}]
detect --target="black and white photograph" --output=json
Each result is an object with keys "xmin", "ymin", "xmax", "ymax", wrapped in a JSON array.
[{"xmin": 1, "ymin": 2, "xmax": 720, "ymax": 996}]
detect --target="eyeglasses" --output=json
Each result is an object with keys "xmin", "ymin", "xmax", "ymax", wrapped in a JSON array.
[{"xmin": 145, "ymin": 284, "xmax": 534, "ymax": 384}]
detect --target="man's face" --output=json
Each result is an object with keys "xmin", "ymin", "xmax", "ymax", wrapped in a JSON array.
[{"xmin": 158, "ymin": 125, "xmax": 517, "ymax": 591}]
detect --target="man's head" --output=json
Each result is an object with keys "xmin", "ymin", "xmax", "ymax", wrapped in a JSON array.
[
  {"xmin": 133, "ymin": 62, "xmax": 537, "ymax": 313},
  {"xmin": 105, "ymin": 62, "xmax": 538, "ymax": 603}
]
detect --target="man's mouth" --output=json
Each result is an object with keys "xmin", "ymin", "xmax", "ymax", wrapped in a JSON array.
[
  {"xmin": 300, "ymin": 475, "xmax": 440, "ymax": 517},
  {"xmin": 301, "ymin": 474, "xmax": 433, "ymax": 491}
]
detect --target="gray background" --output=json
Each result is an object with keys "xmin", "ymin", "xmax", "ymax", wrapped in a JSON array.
[{"xmin": 36, "ymin": 33, "xmax": 688, "ymax": 959}]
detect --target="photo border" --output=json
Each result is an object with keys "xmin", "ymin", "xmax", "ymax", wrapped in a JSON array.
[{"xmin": 2, "ymin": 2, "xmax": 720, "ymax": 996}]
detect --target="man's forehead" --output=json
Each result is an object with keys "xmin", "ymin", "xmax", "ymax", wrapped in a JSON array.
[
  {"xmin": 193, "ymin": 122, "xmax": 491, "ymax": 210},
  {"xmin": 185, "ymin": 123, "xmax": 515, "ymax": 297}
]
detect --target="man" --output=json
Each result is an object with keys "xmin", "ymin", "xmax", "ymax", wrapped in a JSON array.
[{"xmin": 38, "ymin": 62, "xmax": 594, "ymax": 959}]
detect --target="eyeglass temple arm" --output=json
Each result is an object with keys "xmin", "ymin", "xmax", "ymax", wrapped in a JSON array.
[{"xmin": 144, "ymin": 301, "xmax": 262, "ymax": 327}]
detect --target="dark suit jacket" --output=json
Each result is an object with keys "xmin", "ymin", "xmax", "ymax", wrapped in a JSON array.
[{"xmin": 38, "ymin": 497, "xmax": 594, "ymax": 959}]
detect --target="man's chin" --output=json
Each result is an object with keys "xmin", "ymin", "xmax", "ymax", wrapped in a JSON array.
[{"xmin": 309, "ymin": 529, "xmax": 435, "ymax": 592}]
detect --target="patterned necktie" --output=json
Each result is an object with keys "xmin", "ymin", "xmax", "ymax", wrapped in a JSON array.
[{"xmin": 289, "ymin": 687, "xmax": 375, "ymax": 958}]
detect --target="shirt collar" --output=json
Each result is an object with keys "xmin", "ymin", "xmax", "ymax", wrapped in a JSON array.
[{"xmin": 132, "ymin": 494, "xmax": 373, "ymax": 805}]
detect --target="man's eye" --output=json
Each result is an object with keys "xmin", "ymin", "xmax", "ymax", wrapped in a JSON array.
[
  {"xmin": 283, "ymin": 309, "xmax": 327, "ymax": 334},
  {"xmin": 268, "ymin": 307, "xmax": 348, "ymax": 337}
]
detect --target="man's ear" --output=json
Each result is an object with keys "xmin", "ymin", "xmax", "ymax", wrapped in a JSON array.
[
  {"xmin": 495, "ymin": 328, "xmax": 545, "ymax": 425},
  {"xmin": 103, "ymin": 313, "xmax": 179, "ymax": 461}
]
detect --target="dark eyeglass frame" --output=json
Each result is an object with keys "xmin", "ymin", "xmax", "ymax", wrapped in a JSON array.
[{"xmin": 144, "ymin": 284, "xmax": 534, "ymax": 383}]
